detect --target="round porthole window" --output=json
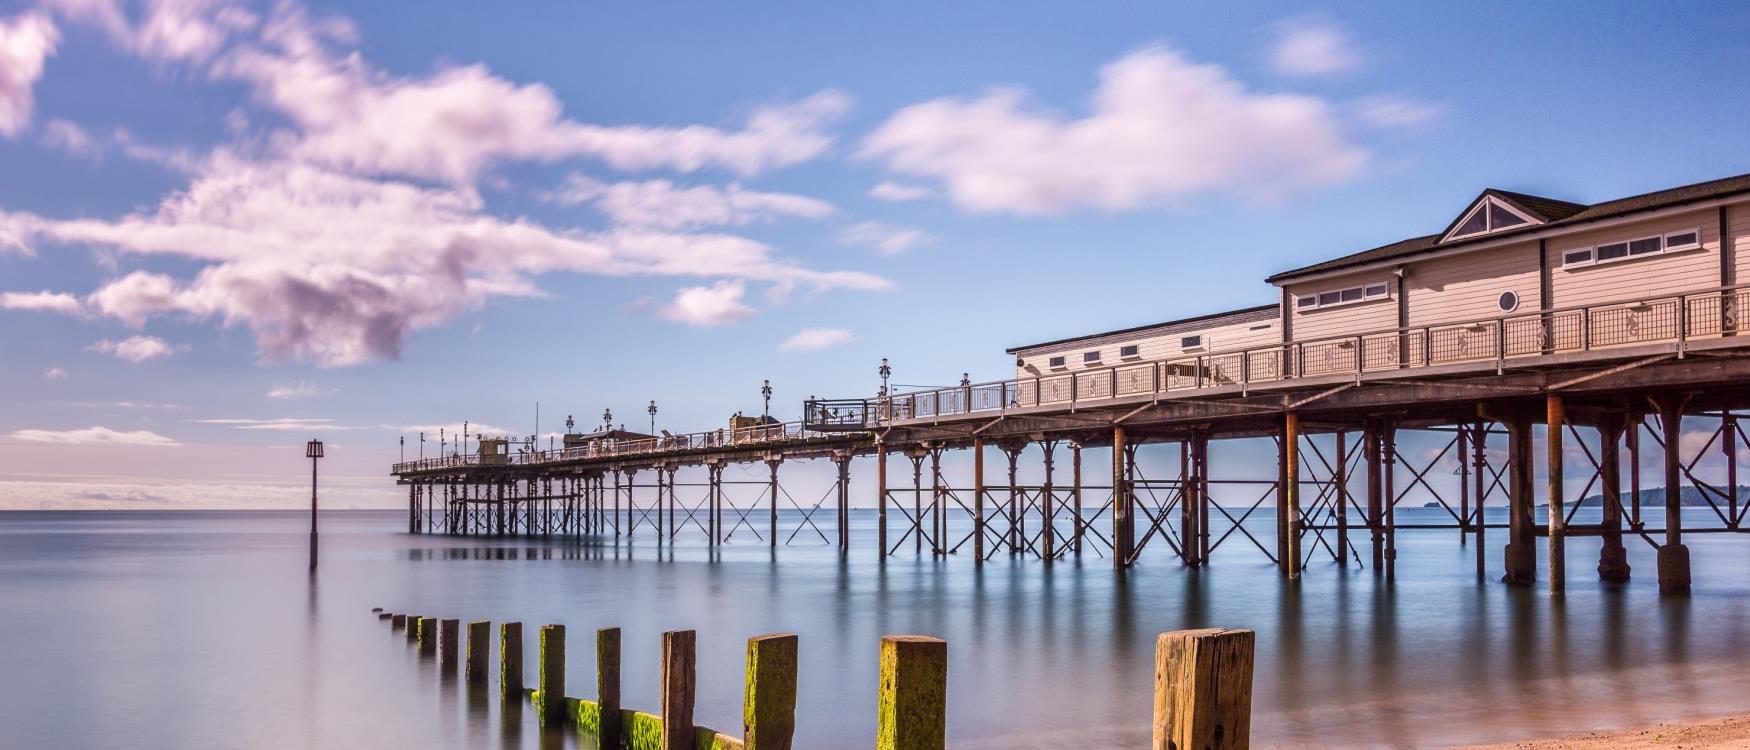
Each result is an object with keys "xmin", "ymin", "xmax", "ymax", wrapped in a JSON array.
[{"xmin": 1498, "ymin": 291, "xmax": 1520, "ymax": 312}]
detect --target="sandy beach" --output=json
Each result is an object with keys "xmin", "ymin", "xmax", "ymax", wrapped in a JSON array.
[{"xmin": 1463, "ymin": 714, "xmax": 1750, "ymax": 749}]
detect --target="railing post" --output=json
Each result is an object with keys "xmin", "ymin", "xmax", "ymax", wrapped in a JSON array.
[
  {"xmin": 1151, "ymin": 628, "xmax": 1254, "ymax": 750},
  {"xmin": 1582, "ymin": 308, "xmax": 1592, "ymax": 350},
  {"xmin": 877, "ymin": 635, "xmax": 947, "ymax": 750},
  {"xmin": 744, "ymin": 633, "xmax": 799, "ymax": 750},
  {"xmin": 1109, "ymin": 367, "xmax": 1117, "ymax": 398},
  {"xmin": 1679, "ymin": 293, "xmax": 1689, "ymax": 356}
]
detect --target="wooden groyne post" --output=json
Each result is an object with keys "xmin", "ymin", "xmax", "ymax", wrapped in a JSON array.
[
  {"xmin": 1152, "ymin": 628, "xmax": 1254, "ymax": 750},
  {"xmin": 661, "ymin": 629, "xmax": 697, "ymax": 750},
  {"xmin": 439, "ymin": 618, "xmax": 461, "ymax": 669},
  {"xmin": 878, "ymin": 635, "xmax": 947, "ymax": 750},
  {"xmin": 501, "ymin": 621, "xmax": 524, "ymax": 700},
  {"xmin": 417, "ymin": 617, "xmax": 436, "ymax": 655},
  {"xmin": 466, "ymin": 620, "xmax": 490, "ymax": 683},
  {"xmin": 598, "ymin": 627, "xmax": 623, "ymax": 747},
  {"xmin": 744, "ymin": 633, "xmax": 799, "ymax": 750},
  {"xmin": 538, "ymin": 624, "xmax": 566, "ymax": 725}
]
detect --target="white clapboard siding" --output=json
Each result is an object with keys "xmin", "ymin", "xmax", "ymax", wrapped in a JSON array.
[
  {"xmin": 1287, "ymin": 269, "xmax": 1398, "ymax": 342},
  {"xmin": 1015, "ymin": 312, "xmax": 1281, "ymax": 381},
  {"xmin": 1405, "ymin": 241, "xmax": 1541, "ymax": 326},
  {"xmin": 1547, "ymin": 207, "xmax": 1722, "ymax": 309},
  {"xmin": 1731, "ymin": 203, "xmax": 1750, "ymax": 280}
]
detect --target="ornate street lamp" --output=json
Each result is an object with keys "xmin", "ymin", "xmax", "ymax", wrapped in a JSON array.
[
  {"xmin": 960, "ymin": 372, "xmax": 971, "ymax": 387},
  {"xmin": 879, "ymin": 357, "xmax": 891, "ymax": 395},
  {"xmin": 648, "ymin": 400, "xmax": 658, "ymax": 435},
  {"xmin": 305, "ymin": 439, "xmax": 324, "ymax": 571},
  {"xmin": 762, "ymin": 379, "xmax": 773, "ymax": 419},
  {"xmin": 603, "ymin": 408, "xmax": 613, "ymax": 431}
]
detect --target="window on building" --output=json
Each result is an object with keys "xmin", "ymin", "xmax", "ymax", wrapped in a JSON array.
[
  {"xmin": 1048, "ymin": 356, "xmax": 1066, "ymax": 369},
  {"xmin": 1083, "ymin": 351, "xmax": 1101, "ymax": 363},
  {"xmin": 1561, "ymin": 228, "xmax": 1703, "ymax": 269},
  {"xmin": 1180, "ymin": 335, "xmax": 1203, "ymax": 350},
  {"xmin": 1488, "ymin": 203, "xmax": 1528, "ymax": 230},
  {"xmin": 1297, "ymin": 281, "xmax": 1389, "ymax": 311},
  {"xmin": 1562, "ymin": 248, "xmax": 1595, "ymax": 266},
  {"xmin": 1498, "ymin": 291, "xmax": 1520, "ymax": 312},
  {"xmin": 1119, "ymin": 345, "xmax": 1140, "ymax": 358},
  {"xmin": 1666, "ymin": 230, "xmax": 1701, "ymax": 251},
  {"xmin": 1447, "ymin": 196, "xmax": 1540, "ymax": 241}
]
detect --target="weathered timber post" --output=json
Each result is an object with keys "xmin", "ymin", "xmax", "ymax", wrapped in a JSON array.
[
  {"xmin": 877, "ymin": 635, "xmax": 947, "ymax": 750},
  {"xmin": 1006, "ymin": 445, "xmax": 1021, "ymax": 555},
  {"xmin": 1335, "ymin": 430, "xmax": 1349, "ymax": 565},
  {"xmin": 661, "ymin": 629, "xmax": 698, "ymax": 750},
  {"xmin": 909, "ymin": 451, "xmax": 925, "ymax": 554},
  {"xmin": 1151, "ymin": 628, "xmax": 1255, "ymax": 750},
  {"xmin": 1113, "ymin": 426, "xmax": 1131, "ymax": 568},
  {"xmin": 768, "ymin": 458, "xmax": 782, "ymax": 550},
  {"xmin": 1282, "ymin": 413, "xmax": 1301, "ymax": 579},
  {"xmin": 1382, "ymin": 422, "xmax": 1398, "ymax": 578},
  {"xmin": 1547, "ymin": 394, "xmax": 1566, "ymax": 594},
  {"xmin": 972, "ymin": 438, "xmax": 986, "ymax": 563},
  {"xmin": 1728, "ymin": 413, "xmax": 1740, "ymax": 529},
  {"xmin": 439, "ymin": 618, "xmax": 461, "ymax": 669},
  {"xmin": 613, "ymin": 469, "xmax": 623, "ymax": 538},
  {"xmin": 1180, "ymin": 440, "xmax": 1195, "ymax": 565},
  {"xmin": 1071, "ymin": 441, "xmax": 1084, "ymax": 557},
  {"xmin": 598, "ymin": 627, "xmax": 623, "ymax": 747},
  {"xmin": 1275, "ymin": 425, "xmax": 1290, "ymax": 567},
  {"xmin": 744, "ymin": 633, "xmax": 799, "ymax": 750},
  {"xmin": 1656, "ymin": 394, "xmax": 1691, "ymax": 593},
  {"xmin": 1365, "ymin": 425, "xmax": 1383, "ymax": 571},
  {"xmin": 409, "ymin": 484, "xmax": 418, "ymax": 534},
  {"xmin": 1194, "ymin": 430, "xmax": 1212, "ymax": 564},
  {"xmin": 417, "ymin": 617, "xmax": 437, "ymax": 655},
  {"xmin": 877, "ymin": 443, "xmax": 889, "ymax": 557},
  {"xmin": 1503, "ymin": 410, "xmax": 1536, "ymax": 585},
  {"xmin": 537, "ymin": 624, "xmax": 565, "ymax": 725},
  {"xmin": 1457, "ymin": 425, "xmax": 1470, "ymax": 543},
  {"xmin": 1598, "ymin": 413, "xmax": 1630, "ymax": 582},
  {"xmin": 466, "ymin": 621, "xmax": 490, "ymax": 683},
  {"xmin": 929, "ymin": 446, "xmax": 944, "ymax": 556},
  {"xmin": 391, "ymin": 613, "xmax": 407, "ymax": 631},
  {"xmin": 667, "ymin": 466, "xmax": 679, "ymax": 543},
  {"xmin": 500, "ymin": 621, "xmax": 524, "ymax": 701}
]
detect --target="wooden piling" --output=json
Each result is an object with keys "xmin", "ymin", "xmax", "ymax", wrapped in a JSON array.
[
  {"xmin": 743, "ymin": 633, "xmax": 799, "ymax": 750},
  {"xmin": 1113, "ymin": 426, "xmax": 1131, "ymax": 568},
  {"xmin": 501, "ymin": 621, "xmax": 524, "ymax": 700},
  {"xmin": 466, "ymin": 621, "xmax": 490, "ymax": 683},
  {"xmin": 1152, "ymin": 628, "xmax": 1254, "ymax": 750},
  {"xmin": 1598, "ymin": 414, "xmax": 1630, "ymax": 582},
  {"xmin": 877, "ymin": 635, "xmax": 947, "ymax": 750},
  {"xmin": 1282, "ymin": 413, "xmax": 1301, "ymax": 579},
  {"xmin": 538, "ymin": 624, "xmax": 565, "ymax": 725},
  {"xmin": 972, "ymin": 438, "xmax": 985, "ymax": 562},
  {"xmin": 391, "ymin": 613, "xmax": 407, "ymax": 631},
  {"xmin": 598, "ymin": 627, "xmax": 623, "ymax": 748},
  {"xmin": 1547, "ymin": 394, "xmax": 1566, "ymax": 594},
  {"xmin": 661, "ymin": 629, "xmax": 697, "ymax": 750},
  {"xmin": 439, "ymin": 618, "xmax": 461, "ymax": 669},
  {"xmin": 417, "ymin": 617, "xmax": 436, "ymax": 655},
  {"xmin": 1503, "ymin": 411, "xmax": 1536, "ymax": 585},
  {"xmin": 877, "ymin": 444, "xmax": 889, "ymax": 556},
  {"xmin": 1657, "ymin": 394, "xmax": 1691, "ymax": 593}
]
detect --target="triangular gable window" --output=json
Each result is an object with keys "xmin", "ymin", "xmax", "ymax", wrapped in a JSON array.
[{"xmin": 1443, "ymin": 195, "xmax": 1541, "ymax": 242}]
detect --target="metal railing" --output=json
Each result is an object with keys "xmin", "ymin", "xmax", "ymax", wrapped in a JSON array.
[
  {"xmin": 391, "ymin": 420, "xmax": 851, "ymax": 474},
  {"xmin": 864, "ymin": 284, "xmax": 1750, "ymax": 426}
]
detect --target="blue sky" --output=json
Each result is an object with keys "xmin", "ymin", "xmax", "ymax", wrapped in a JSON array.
[{"xmin": 3, "ymin": 1, "xmax": 1750, "ymax": 508}]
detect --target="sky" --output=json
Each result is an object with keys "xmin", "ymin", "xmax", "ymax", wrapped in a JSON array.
[{"xmin": 3, "ymin": 1, "xmax": 1750, "ymax": 509}]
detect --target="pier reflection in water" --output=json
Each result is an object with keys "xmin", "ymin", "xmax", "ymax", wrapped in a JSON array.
[{"xmin": 2, "ymin": 508, "xmax": 1748, "ymax": 749}]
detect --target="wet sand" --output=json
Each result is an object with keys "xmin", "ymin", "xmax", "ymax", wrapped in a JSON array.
[{"xmin": 1462, "ymin": 713, "xmax": 1750, "ymax": 749}]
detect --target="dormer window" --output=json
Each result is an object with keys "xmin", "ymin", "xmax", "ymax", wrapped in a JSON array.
[
  {"xmin": 1082, "ymin": 351, "xmax": 1101, "ymax": 364},
  {"xmin": 1443, "ymin": 195, "xmax": 1541, "ymax": 242}
]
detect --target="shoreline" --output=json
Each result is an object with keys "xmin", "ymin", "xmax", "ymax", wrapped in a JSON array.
[{"xmin": 1461, "ymin": 713, "xmax": 1750, "ymax": 749}]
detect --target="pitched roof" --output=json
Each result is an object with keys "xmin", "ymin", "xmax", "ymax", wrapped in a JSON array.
[
  {"xmin": 1006, "ymin": 303, "xmax": 1279, "ymax": 354},
  {"xmin": 1268, "ymin": 172, "xmax": 1750, "ymax": 283}
]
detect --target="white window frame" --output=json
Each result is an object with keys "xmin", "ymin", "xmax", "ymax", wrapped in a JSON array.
[
  {"xmin": 1296, "ymin": 281, "xmax": 1390, "ymax": 311},
  {"xmin": 1119, "ymin": 344, "xmax": 1140, "ymax": 359},
  {"xmin": 1560, "ymin": 227, "xmax": 1703, "ymax": 270},
  {"xmin": 1180, "ymin": 335, "xmax": 1204, "ymax": 351},
  {"xmin": 1047, "ymin": 355, "xmax": 1066, "ymax": 369},
  {"xmin": 1443, "ymin": 196, "xmax": 1542, "ymax": 242},
  {"xmin": 1082, "ymin": 350, "xmax": 1101, "ymax": 365}
]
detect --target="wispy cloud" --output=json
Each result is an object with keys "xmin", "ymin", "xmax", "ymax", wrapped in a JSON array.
[
  {"xmin": 266, "ymin": 381, "xmax": 335, "ymax": 400},
  {"xmin": 861, "ymin": 44, "xmax": 1366, "ymax": 214},
  {"xmin": 1354, "ymin": 94, "xmax": 1446, "ymax": 129},
  {"xmin": 42, "ymin": 366, "xmax": 65, "ymax": 380},
  {"xmin": 0, "ymin": 12, "xmax": 58, "ymax": 138},
  {"xmin": 1, "ymin": 289, "xmax": 82, "ymax": 314},
  {"xmin": 73, "ymin": 400, "xmax": 181, "ymax": 409},
  {"xmin": 546, "ymin": 176, "xmax": 834, "ymax": 230},
  {"xmin": 779, "ymin": 327, "xmax": 851, "ymax": 352},
  {"xmin": 1267, "ymin": 15, "xmax": 1362, "ymax": 78},
  {"xmin": 658, "ymin": 280, "xmax": 755, "ymax": 327},
  {"xmin": 868, "ymin": 181, "xmax": 931, "ymax": 202},
  {"xmin": 10, "ymin": 426, "xmax": 180, "ymax": 447},
  {"xmin": 839, "ymin": 221, "xmax": 936, "ymax": 255},
  {"xmin": 87, "ymin": 335, "xmax": 176, "ymax": 362},
  {"xmin": 192, "ymin": 418, "xmax": 352, "ymax": 431}
]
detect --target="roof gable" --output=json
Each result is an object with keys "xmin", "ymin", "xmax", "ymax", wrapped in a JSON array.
[{"xmin": 1438, "ymin": 189, "xmax": 1581, "ymax": 243}]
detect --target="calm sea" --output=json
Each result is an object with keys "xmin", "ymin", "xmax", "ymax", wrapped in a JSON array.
[{"xmin": 3, "ymin": 508, "xmax": 1748, "ymax": 749}]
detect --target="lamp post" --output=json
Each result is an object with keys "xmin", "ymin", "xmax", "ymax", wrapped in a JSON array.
[
  {"xmin": 603, "ymin": 408, "xmax": 613, "ymax": 431},
  {"xmin": 879, "ymin": 357, "xmax": 892, "ymax": 395},
  {"xmin": 305, "ymin": 439, "xmax": 324, "ymax": 572},
  {"xmin": 648, "ymin": 400, "xmax": 658, "ymax": 435},
  {"xmin": 960, "ymin": 372, "xmax": 971, "ymax": 387},
  {"xmin": 762, "ymin": 379, "xmax": 773, "ymax": 420},
  {"xmin": 400, "ymin": 435, "xmax": 405, "ymax": 462}
]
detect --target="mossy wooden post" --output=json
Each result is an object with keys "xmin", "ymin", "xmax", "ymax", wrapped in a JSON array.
[
  {"xmin": 1152, "ymin": 628, "xmax": 1254, "ymax": 750},
  {"xmin": 391, "ymin": 613, "xmax": 407, "ymax": 632},
  {"xmin": 501, "ymin": 621, "xmax": 524, "ymax": 700},
  {"xmin": 538, "ymin": 624, "xmax": 565, "ymax": 725},
  {"xmin": 439, "ymin": 619, "xmax": 461, "ymax": 669},
  {"xmin": 744, "ymin": 633, "xmax": 798, "ymax": 750},
  {"xmin": 598, "ymin": 627, "xmax": 623, "ymax": 748},
  {"xmin": 466, "ymin": 621, "xmax": 490, "ymax": 683},
  {"xmin": 660, "ymin": 629, "xmax": 697, "ymax": 750},
  {"xmin": 417, "ymin": 617, "xmax": 437, "ymax": 655},
  {"xmin": 877, "ymin": 635, "xmax": 946, "ymax": 750}
]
